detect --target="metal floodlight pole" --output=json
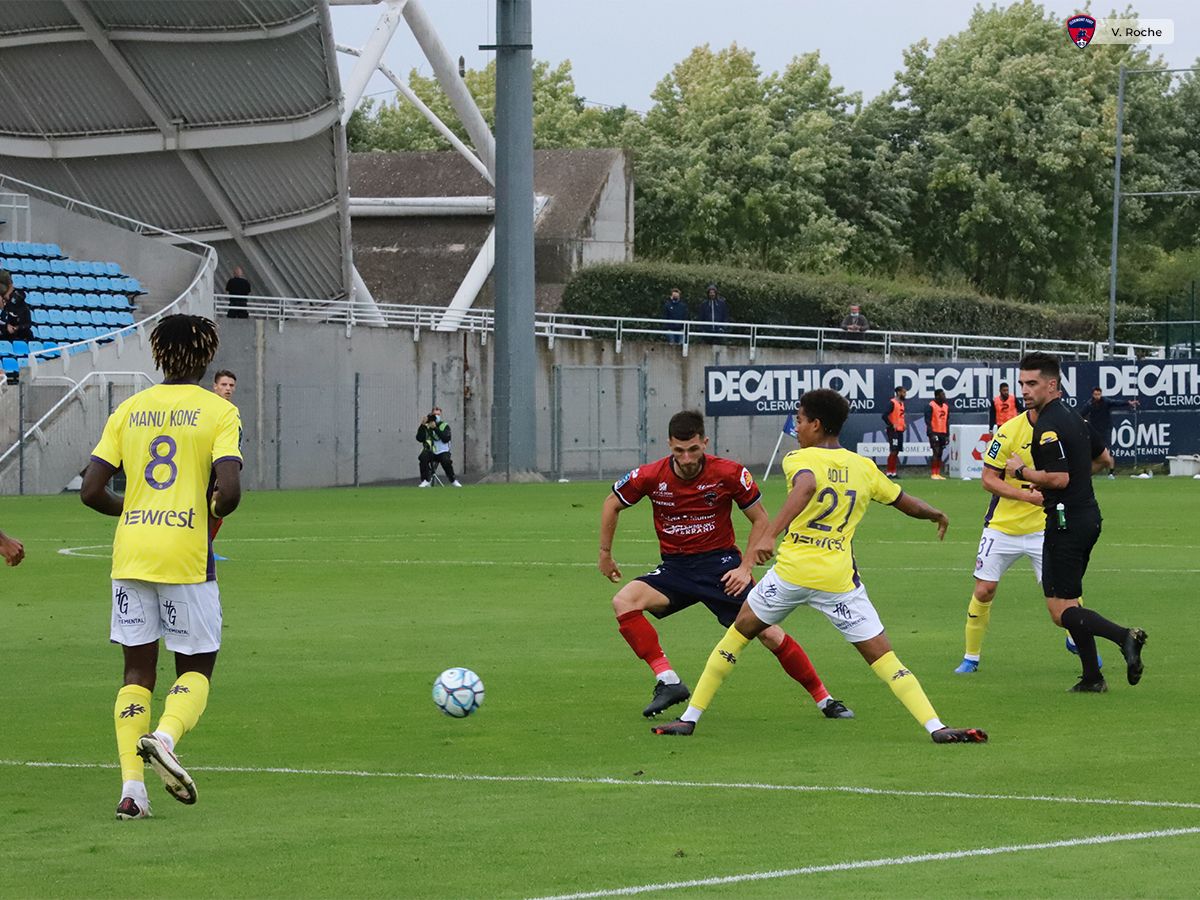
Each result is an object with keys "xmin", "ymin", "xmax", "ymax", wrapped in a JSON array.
[
  {"xmin": 1107, "ymin": 65, "xmax": 1126, "ymax": 358},
  {"xmin": 489, "ymin": 0, "xmax": 536, "ymax": 477}
]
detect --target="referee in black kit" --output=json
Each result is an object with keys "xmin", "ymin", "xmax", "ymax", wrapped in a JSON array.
[{"xmin": 1004, "ymin": 353, "xmax": 1147, "ymax": 692}]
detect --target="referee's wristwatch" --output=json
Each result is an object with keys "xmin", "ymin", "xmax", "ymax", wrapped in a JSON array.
[{"xmin": 1014, "ymin": 464, "xmax": 1026, "ymax": 481}]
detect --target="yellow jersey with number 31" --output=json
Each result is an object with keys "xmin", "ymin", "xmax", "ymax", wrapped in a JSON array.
[
  {"xmin": 980, "ymin": 411, "xmax": 1043, "ymax": 536},
  {"xmin": 774, "ymin": 445, "xmax": 902, "ymax": 592},
  {"xmin": 91, "ymin": 383, "xmax": 242, "ymax": 584}
]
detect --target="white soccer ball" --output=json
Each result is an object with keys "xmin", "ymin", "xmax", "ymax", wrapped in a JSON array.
[{"xmin": 432, "ymin": 667, "xmax": 485, "ymax": 718}]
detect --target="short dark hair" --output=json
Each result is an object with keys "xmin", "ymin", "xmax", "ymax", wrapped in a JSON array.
[
  {"xmin": 799, "ymin": 389, "xmax": 849, "ymax": 436},
  {"xmin": 895, "ymin": 386, "xmax": 905, "ymax": 395},
  {"xmin": 934, "ymin": 388, "xmax": 946, "ymax": 398},
  {"xmin": 1092, "ymin": 386, "xmax": 1102, "ymax": 392},
  {"xmin": 1018, "ymin": 352, "xmax": 1061, "ymax": 381},
  {"xmin": 213, "ymin": 369, "xmax": 237, "ymax": 382},
  {"xmin": 999, "ymin": 382, "xmax": 1009, "ymax": 389},
  {"xmin": 668, "ymin": 410, "xmax": 705, "ymax": 441},
  {"xmin": 151, "ymin": 314, "xmax": 219, "ymax": 381}
]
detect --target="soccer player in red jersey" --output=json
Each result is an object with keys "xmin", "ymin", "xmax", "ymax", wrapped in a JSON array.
[{"xmin": 598, "ymin": 410, "xmax": 852, "ymax": 720}]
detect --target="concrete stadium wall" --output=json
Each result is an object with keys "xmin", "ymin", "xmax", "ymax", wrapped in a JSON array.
[{"xmin": 210, "ymin": 318, "xmax": 885, "ymax": 490}]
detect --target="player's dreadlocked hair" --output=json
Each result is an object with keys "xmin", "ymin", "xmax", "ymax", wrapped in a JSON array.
[{"xmin": 150, "ymin": 314, "xmax": 219, "ymax": 381}]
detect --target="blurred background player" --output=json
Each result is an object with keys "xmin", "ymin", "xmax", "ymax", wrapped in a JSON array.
[
  {"xmin": 1007, "ymin": 353, "xmax": 1146, "ymax": 693},
  {"xmin": 416, "ymin": 407, "xmax": 461, "ymax": 487},
  {"xmin": 925, "ymin": 388, "xmax": 949, "ymax": 479},
  {"xmin": 1081, "ymin": 386, "xmax": 1139, "ymax": 479},
  {"xmin": 81, "ymin": 315, "xmax": 243, "ymax": 820},
  {"xmin": 1, "ymin": 527, "xmax": 24, "ymax": 566},
  {"xmin": 653, "ymin": 390, "xmax": 986, "ymax": 744},
  {"xmin": 990, "ymin": 382, "xmax": 1018, "ymax": 430},
  {"xmin": 883, "ymin": 385, "xmax": 906, "ymax": 477},
  {"xmin": 209, "ymin": 370, "xmax": 238, "ymax": 560},
  {"xmin": 599, "ymin": 409, "xmax": 853, "ymax": 722}
]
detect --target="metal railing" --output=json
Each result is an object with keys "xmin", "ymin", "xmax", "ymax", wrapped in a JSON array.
[
  {"xmin": 0, "ymin": 172, "xmax": 217, "ymax": 368},
  {"xmin": 213, "ymin": 294, "xmax": 1159, "ymax": 362}
]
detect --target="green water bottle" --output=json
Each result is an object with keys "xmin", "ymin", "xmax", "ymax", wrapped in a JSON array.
[{"xmin": 1055, "ymin": 502, "xmax": 1067, "ymax": 531}]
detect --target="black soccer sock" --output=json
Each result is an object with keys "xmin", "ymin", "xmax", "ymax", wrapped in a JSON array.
[
  {"xmin": 1060, "ymin": 607, "xmax": 1102, "ymax": 681},
  {"xmin": 1070, "ymin": 606, "xmax": 1129, "ymax": 646}
]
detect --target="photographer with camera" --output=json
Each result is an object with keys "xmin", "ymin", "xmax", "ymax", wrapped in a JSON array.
[{"xmin": 416, "ymin": 406, "xmax": 462, "ymax": 487}]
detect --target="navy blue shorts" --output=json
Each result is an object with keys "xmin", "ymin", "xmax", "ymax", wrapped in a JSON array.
[{"xmin": 636, "ymin": 548, "xmax": 751, "ymax": 627}]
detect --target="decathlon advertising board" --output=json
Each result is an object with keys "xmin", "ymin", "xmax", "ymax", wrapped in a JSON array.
[{"xmin": 705, "ymin": 361, "xmax": 1200, "ymax": 464}]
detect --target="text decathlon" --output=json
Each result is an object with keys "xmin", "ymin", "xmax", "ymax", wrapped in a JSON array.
[
  {"xmin": 706, "ymin": 368, "xmax": 873, "ymax": 405},
  {"xmin": 1098, "ymin": 363, "xmax": 1200, "ymax": 398},
  {"xmin": 122, "ymin": 508, "xmax": 198, "ymax": 528}
]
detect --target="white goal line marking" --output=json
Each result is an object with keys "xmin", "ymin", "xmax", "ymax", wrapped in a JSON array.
[
  {"xmin": 3, "ymin": 759, "xmax": 1199, "ymax": 812},
  {"xmin": 526, "ymin": 827, "xmax": 1200, "ymax": 900}
]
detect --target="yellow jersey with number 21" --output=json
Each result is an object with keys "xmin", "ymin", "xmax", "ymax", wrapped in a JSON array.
[
  {"xmin": 774, "ymin": 445, "xmax": 902, "ymax": 593},
  {"xmin": 91, "ymin": 383, "xmax": 242, "ymax": 584}
]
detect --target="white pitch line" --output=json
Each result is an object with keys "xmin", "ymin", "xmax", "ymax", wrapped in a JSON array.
[
  {"xmin": 527, "ymin": 827, "xmax": 1200, "ymax": 900},
  {"xmin": 3, "ymin": 759, "xmax": 1199, "ymax": 812}
]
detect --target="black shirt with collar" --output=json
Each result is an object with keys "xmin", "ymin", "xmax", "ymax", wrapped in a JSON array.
[{"xmin": 1029, "ymin": 397, "xmax": 1105, "ymax": 514}]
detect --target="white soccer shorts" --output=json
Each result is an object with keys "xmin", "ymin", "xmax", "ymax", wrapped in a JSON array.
[
  {"xmin": 972, "ymin": 527, "xmax": 1044, "ymax": 584},
  {"xmin": 746, "ymin": 567, "xmax": 885, "ymax": 643},
  {"xmin": 110, "ymin": 579, "xmax": 223, "ymax": 654}
]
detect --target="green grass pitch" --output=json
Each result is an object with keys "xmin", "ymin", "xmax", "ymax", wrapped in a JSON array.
[{"xmin": 2, "ymin": 476, "xmax": 1198, "ymax": 898}]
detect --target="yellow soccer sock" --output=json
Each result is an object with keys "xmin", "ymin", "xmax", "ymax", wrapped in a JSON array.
[
  {"xmin": 156, "ymin": 672, "xmax": 211, "ymax": 748},
  {"xmin": 870, "ymin": 651, "xmax": 942, "ymax": 732},
  {"xmin": 964, "ymin": 596, "xmax": 992, "ymax": 660},
  {"xmin": 114, "ymin": 685, "xmax": 152, "ymax": 784},
  {"xmin": 690, "ymin": 625, "xmax": 753, "ymax": 712}
]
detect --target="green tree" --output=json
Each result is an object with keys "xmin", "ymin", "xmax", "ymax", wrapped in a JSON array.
[
  {"xmin": 881, "ymin": 1, "xmax": 1174, "ymax": 301},
  {"xmin": 627, "ymin": 44, "xmax": 857, "ymax": 271},
  {"xmin": 349, "ymin": 59, "xmax": 633, "ymax": 153}
]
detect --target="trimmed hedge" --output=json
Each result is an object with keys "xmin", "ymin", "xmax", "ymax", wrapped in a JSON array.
[{"xmin": 561, "ymin": 262, "xmax": 1150, "ymax": 343}]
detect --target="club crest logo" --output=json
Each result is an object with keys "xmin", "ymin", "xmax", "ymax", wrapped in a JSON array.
[{"xmin": 1066, "ymin": 14, "xmax": 1097, "ymax": 49}]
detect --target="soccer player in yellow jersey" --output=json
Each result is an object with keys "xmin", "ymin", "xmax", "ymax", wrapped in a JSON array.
[
  {"xmin": 955, "ymin": 410, "xmax": 1046, "ymax": 673},
  {"xmin": 81, "ymin": 315, "xmax": 242, "ymax": 820},
  {"xmin": 654, "ymin": 389, "xmax": 987, "ymax": 743}
]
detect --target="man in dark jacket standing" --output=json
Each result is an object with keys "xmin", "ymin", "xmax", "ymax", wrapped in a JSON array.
[
  {"xmin": 662, "ymin": 287, "xmax": 688, "ymax": 344},
  {"xmin": 696, "ymin": 283, "xmax": 729, "ymax": 341},
  {"xmin": 1081, "ymin": 387, "xmax": 1138, "ymax": 479}
]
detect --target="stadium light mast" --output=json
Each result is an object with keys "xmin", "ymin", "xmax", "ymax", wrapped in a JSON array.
[
  {"xmin": 488, "ymin": 0, "xmax": 539, "ymax": 479},
  {"xmin": 1108, "ymin": 64, "xmax": 1200, "ymax": 356}
]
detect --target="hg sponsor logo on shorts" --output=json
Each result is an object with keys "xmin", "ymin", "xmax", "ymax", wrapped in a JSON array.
[
  {"xmin": 114, "ymin": 586, "xmax": 146, "ymax": 627},
  {"xmin": 122, "ymin": 507, "xmax": 198, "ymax": 528},
  {"xmin": 161, "ymin": 600, "xmax": 188, "ymax": 636}
]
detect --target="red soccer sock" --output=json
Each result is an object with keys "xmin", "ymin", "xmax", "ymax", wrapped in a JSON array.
[
  {"xmin": 886, "ymin": 452, "xmax": 898, "ymax": 475},
  {"xmin": 771, "ymin": 634, "xmax": 830, "ymax": 704},
  {"xmin": 616, "ymin": 610, "xmax": 672, "ymax": 675}
]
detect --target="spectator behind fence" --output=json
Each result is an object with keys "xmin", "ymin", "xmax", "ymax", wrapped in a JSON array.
[
  {"xmin": 0, "ymin": 269, "xmax": 33, "ymax": 342},
  {"xmin": 417, "ymin": 406, "xmax": 462, "ymax": 488},
  {"xmin": 696, "ymin": 283, "xmax": 729, "ymax": 340},
  {"xmin": 840, "ymin": 304, "xmax": 870, "ymax": 334},
  {"xmin": 225, "ymin": 266, "xmax": 252, "ymax": 319},
  {"xmin": 662, "ymin": 287, "xmax": 688, "ymax": 344}
]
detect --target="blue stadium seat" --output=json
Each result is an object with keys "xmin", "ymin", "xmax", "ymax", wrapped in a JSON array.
[
  {"xmin": 27, "ymin": 341, "xmax": 43, "ymax": 354},
  {"xmin": 39, "ymin": 341, "xmax": 60, "ymax": 359},
  {"xmin": 0, "ymin": 340, "xmax": 12, "ymax": 356},
  {"xmin": 111, "ymin": 295, "xmax": 132, "ymax": 310},
  {"xmin": 66, "ymin": 326, "xmax": 84, "ymax": 342},
  {"xmin": 0, "ymin": 242, "xmax": 14, "ymax": 255},
  {"xmin": 61, "ymin": 310, "xmax": 77, "ymax": 325},
  {"xmin": 46, "ymin": 243, "xmax": 62, "ymax": 258},
  {"xmin": 50, "ymin": 325, "xmax": 67, "ymax": 341},
  {"xmin": 31, "ymin": 309, "xmax": 48, "ymax": 324},
  {"xmin": 87, "ymin": 310, "xmax": 102, "ymax": 326},
  {"xmin": 51, "ymin": 275, "xmax": 67, "ymax": 290},
  {"xmin": 2, "ymin": 358, "xmax": 18, "ymax": 375},
  {"xmin": 47, "ymin": 309, "xmax": 62, "ymax": 325},
  {"xmin": 11, "ymin": 340, "xmax": 29, "ymax": 356},
  {"xmin": 103, "ymin": 311, "xmax": 119, "ymax": 326},
  {"xmin": 62, "ymin": 260, "xmax": 79, "ymax": 275},
  {"xmin": 104, "ymin": 261, "xmax": 121, "ymax": 276},
  {"xmin": 49, "ymin": 259, "xmax": 65, "ymax": 274},
  {"xmin": 32, "ymin": 325, "xmax": 50, "ymax": 340},
  {"xmin": 94, "ymin": 276, "xmax": 111, "ymax": 292},
  {"xmin": 117, "ymin": 311, "xmax": 134, "ymax": 326},
  {"xmin": 12, "ymin": 274, "xmax": 30, "ymax": 289},
  {"xmin": 33, "ymin": 258, "xmax": 49, "ymax": 273}
]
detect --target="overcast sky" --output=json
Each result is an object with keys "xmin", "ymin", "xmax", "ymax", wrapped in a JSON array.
[{"xmin": 330, "ymin": 1, "xmax": 1200, "ymax": 113}]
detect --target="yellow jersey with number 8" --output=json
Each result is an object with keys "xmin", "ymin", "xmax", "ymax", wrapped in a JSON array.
[
  {"xmin": 91, "ymin": 383, "xmax": 242, "ymax": 584},
  {"xmin": 775, "ymin": 445, "xmax": 902, "ymax": 592}
]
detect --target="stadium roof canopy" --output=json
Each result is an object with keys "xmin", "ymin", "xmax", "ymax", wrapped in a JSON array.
[{"xmin": 0, "ymin": 0, "xmax": 352, "ymax": 300}]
